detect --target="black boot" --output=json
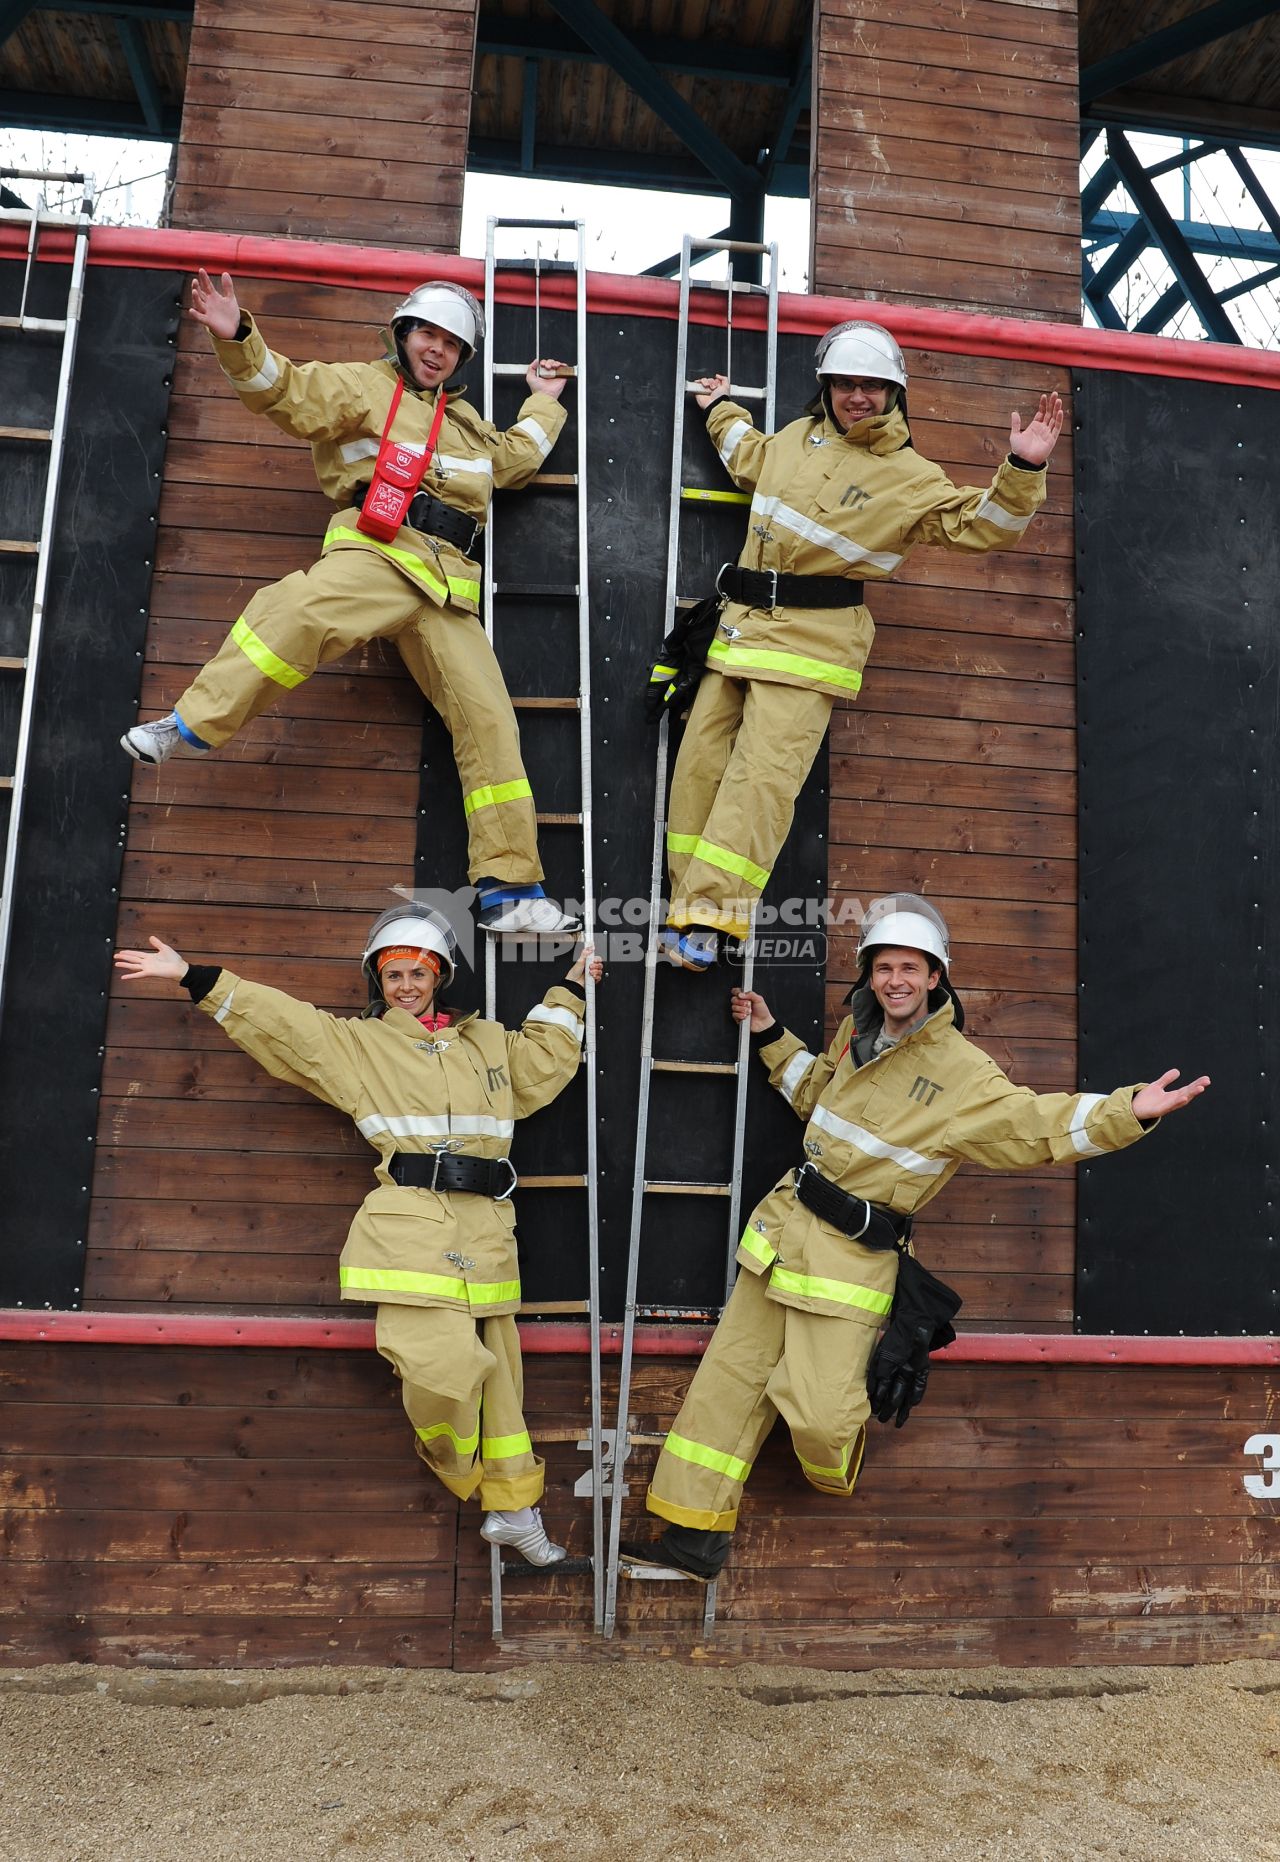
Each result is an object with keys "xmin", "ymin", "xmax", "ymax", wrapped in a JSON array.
[{"xmin": 659, "ymin": 1525, "xmax": 733, "ymax": 1579}]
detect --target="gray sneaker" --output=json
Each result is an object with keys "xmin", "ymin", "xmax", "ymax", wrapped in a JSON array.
[
  {"xmin": 479, "ymin": 1506, "xmax": 566, "ymax": 1567},
  {"xmin": 121, "ymin": 713, "xmax": 209, "ymax": 765}
]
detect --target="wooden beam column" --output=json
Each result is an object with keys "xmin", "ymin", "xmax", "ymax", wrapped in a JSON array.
[{"xmin": 170, "ymin": 0, "xmax": 478, "ymax": 250}]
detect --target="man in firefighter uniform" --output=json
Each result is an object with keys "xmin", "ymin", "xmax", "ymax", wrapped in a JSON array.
[
  {"xmin": 660, "ymin": 323, "xmax": 1064, "ymax": 969},
  {"xmin": 121, "ymin": 269, "xmax": 578, "ymax": 936},
  {"xmin": 114, "ymin": 902, "xmax": 603, "ymax": 1566},
  {"xmin": 632, "ymin": 895, "xmax": 1209, "ymax": 1578}
]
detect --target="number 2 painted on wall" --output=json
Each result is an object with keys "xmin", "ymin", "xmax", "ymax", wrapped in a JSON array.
[{"xmin": 1243, "ymin": 1434, "xmax": 1280, "ymax": 1498}]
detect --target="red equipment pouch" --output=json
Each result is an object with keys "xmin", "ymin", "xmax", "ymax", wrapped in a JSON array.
[{"xmin": 356, "ymin": 379, "xmax": 448, "ymax": 543}]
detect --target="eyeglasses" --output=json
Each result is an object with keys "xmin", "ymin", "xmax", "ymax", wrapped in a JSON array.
[{"xmin": 826, "ymin": 377, "xmax": 891, "ymax": 394}]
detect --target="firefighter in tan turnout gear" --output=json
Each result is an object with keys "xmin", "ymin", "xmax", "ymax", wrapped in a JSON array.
[
  {"xmin": 628, "ymin": 896, "xmax": 1209, "ymax": 1579},
  {"xmin": 660, "ymin": 324, "xmax": 1064, "ymax": 970},
  {"xmin": 121, "ymin": 270, "xmax": 579, "ymax": 936},
  {"xmin": 114, "ymin": 903, "xmax": 604, "ymax": 1566}
]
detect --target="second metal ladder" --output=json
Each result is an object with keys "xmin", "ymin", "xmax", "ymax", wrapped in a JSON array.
[
  {"xmin": 604, "ymin": 235, "xmax": 779, "ymax": 1638},
  {"xmin": 0, "ymin": 167, "xmax": 95, "ymax": 1037}
]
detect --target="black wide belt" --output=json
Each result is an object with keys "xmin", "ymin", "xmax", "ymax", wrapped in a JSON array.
[
  {"xmin": 716, "ymin": 564, "xmax": 865, "ymax": 610},
  {"xmin": 354, "ymin": 484, "xmax": 479, "ymax": 554},
  {"xmin": 389, "ymin": 1151, "xmax": 517, "ymax": 1198},
  {"xmin": 793, "ymin": 1163, "xmax": 910, "ymax": 1251}
]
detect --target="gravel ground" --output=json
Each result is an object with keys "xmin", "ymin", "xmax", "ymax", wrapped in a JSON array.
[{"xmin": 2, "ymin": 1659, "xmax": 1278, "ymax": 1862}]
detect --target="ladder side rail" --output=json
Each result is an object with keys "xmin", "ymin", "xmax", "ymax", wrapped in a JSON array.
[
  {"xmin": 0, "ymin": 188, "xmax": 93, "ymax": 1037},
  {"xmin": 481, "ymin": 221, "xmax": 500, "ymax": 1026},
  {"xmin": 602, "ymin": 237, "xmax": 697, "ymax": 1638}
]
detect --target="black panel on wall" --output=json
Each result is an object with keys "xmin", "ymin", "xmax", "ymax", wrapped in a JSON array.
[
  {"xmin": 415, "ymin": 305, "xmax": 829, "ymax": 1320},
  {"xmin": 1074, "ymin": 368, "xmax": 1279, "ymax": 1334},
  {"xmin": 0, "ymin": 261, "xmax": 180, "ymax": 1305}
]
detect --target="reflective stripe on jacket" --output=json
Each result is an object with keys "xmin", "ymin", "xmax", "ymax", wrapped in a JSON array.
[
  {"xmin": 704, "ymin": 399, "xmax": 1046, "ymax": 698},
  {"xmin": 737, "ymin": 997, "xmax": 1149, "ymax": 1321},
  {"xmin": 199, "ymin": 971, "xmax": 585, "ymax": 1314},
  {"xmin": 210, "ymin": 314, "xmax": 565, "ymax": 614}
]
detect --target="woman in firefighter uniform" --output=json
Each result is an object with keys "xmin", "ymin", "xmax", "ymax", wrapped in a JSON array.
[
  {"xmin": 633, "ymin": 896, "xmax": 1209, "ymax": 1578},
  {"xmin": 114, "ymin": 904, "xmax": 604, "ymax": 1566},
  {"xmin": 661, "ymin": 323, "xmax": 1064, "ymax": 969},
  {"xmin": 121, "ymin": 271, "xmax": 577, "ymax": 937}
]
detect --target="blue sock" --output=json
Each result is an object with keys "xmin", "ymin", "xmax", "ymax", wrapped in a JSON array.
[
  {"xmin": 476, "ymin": 878, "xmax": 546, "ymax": 910},
  {"xmin": 173, "ymin": 711, "xmax": 211, "ymax": 750}
]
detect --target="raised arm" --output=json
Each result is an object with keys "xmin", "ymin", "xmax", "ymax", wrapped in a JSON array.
[
  {"xmin": 190, "ymin": 269, "xmax": 372, "ymax": 443},
  {"xmin": 943, "ymin": 1056, "xmax": 1209, "ymax": 1172}
]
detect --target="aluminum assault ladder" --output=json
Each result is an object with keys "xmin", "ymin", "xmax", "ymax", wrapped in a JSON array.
[
  {"xmin": 481, "ymin": 218, "xmax": 603, "ymax": 1636},
  {"xmin": 0, "ymin": 168, "xmax": 94, "ymax": 1035},
  {"xmin": 604, "ymin": 236, "xmax": 779, "ymax": 1638}
]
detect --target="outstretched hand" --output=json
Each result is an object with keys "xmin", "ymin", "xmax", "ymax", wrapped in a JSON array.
[
  {"xmin": 1131, "ymin": 1069, "xmax": 1211, "ymax": 1122},
  {"xmin": 189, "ymin": 269, "xmax": 242, "ymax": 341},
  {"xmin": 114, "ymin": 935, "xmax": 188, "ymax": 984},
  {"xmin": 731, "ymin": 987, "xmax": 775, "ymax": 1034},
  {"xmin": 1008, "ymin": 391, "xmax": 1064, "ymax": 466}
]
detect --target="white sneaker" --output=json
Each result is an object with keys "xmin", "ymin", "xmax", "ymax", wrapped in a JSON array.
[
  {"xmin": 121, "ymin": 714, "xmax": 209, "ymax": 765},
  {"xmin": 478, "ymin": 897, "xmax": 583, "ymax": 936},
  {"xmin": 480, "ymin": 1506, "xmax": 566, "ymax": 1567}
]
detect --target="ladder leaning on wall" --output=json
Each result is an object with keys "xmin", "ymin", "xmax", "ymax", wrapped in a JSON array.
[
  {"xmin": 603, "ymin": 235, "xmax": 780, "ymax": 1639},
  {"xmin": 0, "ymin": 168, "xmax": 95, "ymax": 1038},
  {"xmin": 480, "ymin": 217, "xmax": 604, "ymax": 1638}
]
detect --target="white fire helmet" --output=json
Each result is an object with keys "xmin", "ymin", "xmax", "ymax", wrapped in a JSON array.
[
  {"xmin": 814, "ymin": 320, "xmax": 907, "ymax": 391},
  {"xmin": 390, "ymin": 281, "xmax": 485, "ymax": 364},
  {"xmin": 362, "ymin": 903, "xmax": 458, "ymax": 995},
  {"xmin": 856, "ymin": 893, "xmax": 950, "ymax": 974}
]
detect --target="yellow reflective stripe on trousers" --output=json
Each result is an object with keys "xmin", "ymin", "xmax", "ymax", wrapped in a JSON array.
[
  {"xmin": 798, "ymin": 1438, "xmax": 856, "ymax": 1484},
  {"xmin": 416, "ymin": 1417, "xmax": 480, "ymax": 1457},
  {"xmin": 769, "ymin": 1265, "xmax": 893, "ymax": 1315},
  {"xmin": 462, "ymin": 778, "xmax": 534, "ymax": 818},
  {"xmin": 664, "ymin": 1429, "xmax": 752, "ymax": 1484},
  {"xmin": 738, "ymin": 1226, "xmax": 777, "ymax": 1269},
  {"xmin": 689, "ymin": 836, "xmax": 770, "ymax": 893},
  {"xmin": 481, "ymin": 1430, "xmax": 533, "ymax": 1461},
  {"xmin": 230, "ymin": 616, "xmax": 306, "ymax": 689},
  {"xmin": 706, "ymin": 637, "xmax": 863, "ymax": 693},
  {"xmin": 666, "ymin": 831, "xmax": 700, "ymax": 856},
  {"xmin": 339, "ymin": 1265, "xmax": 521, "ymax": 1306},
  {"xmin": 323, "ymin": 524, "xmax": 481, "ymax": 605}
]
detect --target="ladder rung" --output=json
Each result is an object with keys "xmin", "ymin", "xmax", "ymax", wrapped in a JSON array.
[
  {"xmin": 644, "ymin": 1181, "xmax": 731, "ymax": 1197},
  {"xmin": 616, "ymin": 1557, "xmax": 710, "ymax": 1584},
  {"xmin": 492, "ymin": 361, "xmax": 577, "ymax": 378},
  {"xmin": 495, "ymin": 252, "xmax": 579, "ymax": 268},
  {"xmin": 0, "ymin": 540, "xmax": 38, "ymax": 555},
  {"xmin": 511, "ymin": 695, "xmax": 579, "ymax": 710},
  {"xmin": 521, "ymin": 1174, "xmax": 588, "ymax": 1188},
  {"xmin": 519, "ymin": 1299, "xmax": 590, "ymax": 1315},
  {"xmin": 0, "ymin": 426, "xmax": 52, "ymax": 443},
  {"xmin": 0, "ymin": 776, "xmax": 13, "ymax": 790},
  {"xmin": 651, "ymin": 1059, "xmax": 738, "ymax": 1075},
  {"xmin": 500, "ymin": 1554, "xmax": 594, "ymax": 1579},
  {"xmin": 0, "ymin": 314, "xmax": 67, "ymax": 333},
  {"xmin": 493, "ymin": 583, "xmax": 578, "ymax": 599},
  {"xmin": 535, "ymin": 811, "xmax": 582, "ymax": 826},
  {"xmin": 681, "ymin": 488, "xmax": 750, "ymax": 504},
  {"xmin": 525, "ymin": 473, "xmax": 578, "ymax": 487},
  {"xmin": 0, "ymin": 657, "xmax": 27, "ymax": 671},
  {"xmin": 636, "ymin": 1305, "xmax": 721, "ymax": 1322}
]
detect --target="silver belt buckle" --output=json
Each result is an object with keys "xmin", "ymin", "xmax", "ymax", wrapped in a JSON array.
[
  {"xmin": 763, "ymin": 567, "xmax": 779, "ymax": 609},
  {"xmin": 494, "ymin": 1158, "xmax": 518, "ymax": 1202},
  {"xmin": 713, "ymin": 561, "xmax": 733, "ymax": 599}
]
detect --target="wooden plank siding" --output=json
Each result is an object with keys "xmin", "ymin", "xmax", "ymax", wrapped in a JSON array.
[
  {"xmin": 4, "ymin": 1342, "xmax": 1277, "ymax": 1670},
  {"xmin": 89, "ymin": 288, "xmax": 425, "ymax": 1313},
  {"xmin": 810, "ymin": 0, "xmax": 1082, "ymax": 1332},
  {"xmin": 170, "ymin": 0, "xmax": 478, "ymax": 248}
]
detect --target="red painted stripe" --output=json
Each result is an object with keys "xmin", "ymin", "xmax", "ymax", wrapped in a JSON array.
[
  {"xmin": 3, "ymin": 223, "xmax": 1278, "ymax": 391},
  {"xmin": 0, "ymin": 1309, "xmax": 1275, "ymax": 1363}
]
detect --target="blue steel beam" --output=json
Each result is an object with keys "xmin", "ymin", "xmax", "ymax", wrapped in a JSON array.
[
  {"xmin": 476, "ymin": 11, "xmax": 791, "ymax": 87},
  {"xmin": 540, "ymin": 0, "xmax": 763, "ymax": 200},
  {"xmin": 1086, "ymin": 208, "xmax": 1280, "ymax": 265},
  {"xmin": 1105, "ymin": 127, "xmax": 1240, "ymax": 341},
  {"xmin": 1226, "ymin": 145, "xmax": 1280, "ymax": 245},
  {"xmin": 1080, "ymin": 0, "xmax": 1280, "ymax": 107},
  {"xmin": 467, "ymin": 138, "xmax": 808, "ymax": 198},
  {"xmin": 1081, "ymin": 254, "xmax": 1129, "ymax": 330},
  {"xmin": 0, "ymin": 87, "xmax": 180, "ymax": 138},
  {"xmin": 763, "ymin": 31, "xmax": 812, "ymax": 191},
  {"xmin": 641, "ymin": 226, "xmax": 732, "ymax": 277},
  {"xmin": 1134, "ymin": 280, "xmax": 1189, "ymax": 333},
  {"xmin": 114, "ymin": 14, "xmax": 164, "ymax": 136}
]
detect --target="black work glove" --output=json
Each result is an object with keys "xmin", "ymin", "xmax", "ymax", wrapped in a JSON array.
[
  {"xmin": 643, "ymin": 594, "xmax": 721, "ymax": 723},
  {"xmin": 867, "ymin": 1252, "xmax": 962, "ymax": 1428}
]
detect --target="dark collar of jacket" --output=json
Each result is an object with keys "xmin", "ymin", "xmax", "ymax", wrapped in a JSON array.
[
  {"xmin": 844, "ymin": 983, "xmax": 964, "ymax": 1069},
  {"xmin": 804, "ymin": 399, "xmax": 912, "ymax": 457}
]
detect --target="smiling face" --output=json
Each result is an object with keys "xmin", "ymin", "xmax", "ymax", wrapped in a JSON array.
[
  {"xmin": 399, "ymin": 319, "xmax": 463, "ymax": 391},
  {"xmin": 380, "ymin": 956, "xmax": 439, "ymax": 1019},
  {"xmin": 826, "ymin": 375, "xmax": 892, "ymax": 431},
  {"xmin": 868, "ymin": 946, "xmax": 941, "ymax": 1036}
]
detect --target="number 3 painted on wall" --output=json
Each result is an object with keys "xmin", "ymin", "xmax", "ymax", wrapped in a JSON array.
[{"xmin": 1243, "ymin": 1434, "xmax": 1280, "ymax": 1498}]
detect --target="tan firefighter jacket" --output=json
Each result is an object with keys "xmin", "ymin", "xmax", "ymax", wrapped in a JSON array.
[
  {"xmin": 198, "ymin": 970, "xmax": 585, "ymax": 1314},
  {"xmin": 739, "ymin": 991, "xmax": 1149, "ymax": 1325},
  {"xmin": 210, "ymin": 312, "xmax": 566, "ymax": 614},
  {"xmin": 703, "ymin": 398, "xmax": 1046, "ymax": 699}
]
